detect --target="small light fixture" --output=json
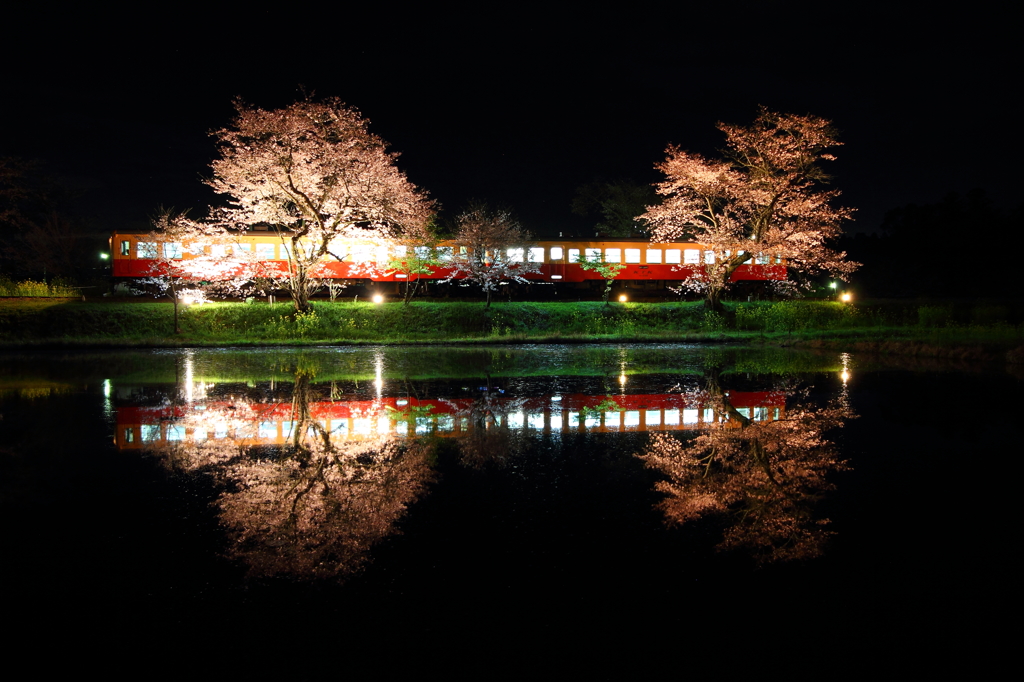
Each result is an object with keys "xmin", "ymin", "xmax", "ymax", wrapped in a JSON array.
[
  {"xmin": 618, "ymin": 294, "xmax": 627, "ymax": 302},
  {"xmin": 99, "ymin": 253, "xmax": 109, "ymax": 260},
  {"xmin": 840, "ymin": 292, "xmax": 852, "ymax": 303},
  {"xmin": 372, "ymin": 294, "xmax": 384, "ymax": 304}
]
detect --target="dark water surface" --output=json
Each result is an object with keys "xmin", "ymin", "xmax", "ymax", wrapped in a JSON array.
[{"xmin": 1, "ymin": 345, "xmax": 1015, "ymax": 667}]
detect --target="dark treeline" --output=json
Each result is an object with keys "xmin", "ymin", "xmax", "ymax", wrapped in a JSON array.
[
  {"xmin": 841, "ymin": 189, "xmax": 1021, "ymax": 299},
  {"xmin": 0, "ymin": 157, "xmax": 111, "ymax": 286}
]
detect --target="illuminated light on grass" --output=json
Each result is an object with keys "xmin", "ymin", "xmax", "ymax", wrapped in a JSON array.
[
  {"xmin": 372, "ymin": 294, "xmax": 384, "ymax": 304},
  {"xmin": 840, "ymin": 292, "xmax": 852, "ymax": 302},
  {"xmin": 618, "ymin": 294, "xmax": 628, "ymax": 302}
]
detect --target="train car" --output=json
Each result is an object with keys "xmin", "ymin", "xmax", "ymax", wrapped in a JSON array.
[{"xmin": 110, "ymin": 230, "xmax": 785, "ymax": 294}]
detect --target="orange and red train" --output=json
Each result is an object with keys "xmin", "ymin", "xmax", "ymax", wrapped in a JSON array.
[{"xmin": 110, "ymin": 230, "xmax": 785, "ymax": 295}]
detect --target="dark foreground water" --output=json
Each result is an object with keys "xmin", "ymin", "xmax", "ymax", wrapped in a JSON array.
[{"xmin": 1, "ymin": 345, "xmax": 1016, "ymax": 670}]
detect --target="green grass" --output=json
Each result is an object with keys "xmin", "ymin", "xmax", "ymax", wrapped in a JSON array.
[{"xmin": 1, "ymin": 299, "xmax": 1022, "ymax": 356}]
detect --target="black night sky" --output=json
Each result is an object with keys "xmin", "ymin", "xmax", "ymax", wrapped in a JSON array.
[{"xmin": 3, "ymin": 6, "xmax": 1019, "ymax": 237}]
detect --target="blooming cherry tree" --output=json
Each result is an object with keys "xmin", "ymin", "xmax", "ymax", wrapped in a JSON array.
[
  {"xmin": 207, "ymin": 97, "xmax": 433, "ymax": 312},
  {"xmin": 139, "ymin": 209, "xmax": 256, "ymax": 333},
  {"xmin": 449, "ymin": 205, "xmax": 540, "ymax": 308},
  {"xmin": 642, "ymin": 109, "xmax": 857, "ymax": 310}
]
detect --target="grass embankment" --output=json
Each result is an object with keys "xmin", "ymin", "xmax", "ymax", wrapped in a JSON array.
[{"xmin": 1, "ymin": 299, "xmax": 1023, "ymax": 359}]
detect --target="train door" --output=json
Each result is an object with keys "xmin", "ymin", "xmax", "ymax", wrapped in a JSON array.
[{"xmin": 549, "ymin": 245, "xmax": 565, "ymax": 280}]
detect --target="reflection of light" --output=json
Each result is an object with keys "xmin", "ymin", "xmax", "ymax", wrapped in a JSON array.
[
  {"xmin": 372, "ymin": 294, "xmax": 384, "ymax": 304},
  {"xmin": 184, "ymin": 351, "xmax": 194, "ymax": 403},
  {"xmin": 374, "ymin": 349, "xmax": 384, "ymax": 398},
  {"xmin": 619, "ymin": 374, "xmax": 627, "ymax": 385},
  {"xmin": 103, "ymin": 379, "xmax": 111, "ymax": 398},
  {"xmin": 841, "ymin": 370, "xmax": 851, "ymax": 383}
]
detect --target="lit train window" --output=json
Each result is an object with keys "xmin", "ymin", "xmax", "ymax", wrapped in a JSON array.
[
  {"xmin": 624, "ymin": 411, "xmax": 640, "ymax": 427},
  {"xmin": 605, "ymin": 248, "xmax": 621, "ymax": 263},
  {"xmin": 664, "ymin": 409, "xmax": 680, "ymax": 425},
  {"xmin": 437, "ymin": 247, "xmax": 453, "ymax": 261},
  {"xmin": 646, "ymin": 249, "xmax": 662, "ymax": 263},
  {"xmin": 507, "ymin": 248, "xmax": 524, "ymax": 263},
  {"xmin": 352, "ymin": 244, "xmax": 373, "ymax": 262},
  {"xmin": 585, "ymin": 248, "xmax": 601, "ymax": 262},
  {"xmin": 256, "ymin": 243, "xmax": 275, "ymax": 259},
  {"xmin": 604, "ymin": 411, "xmax": 620, "ymax": 428},
  {"xmin": 233, "ymin": 243, "xmax": 252, "ymax": 256},
  {"xmin": 163, "ymin": 243, "xmax": 183, "ymax": 259},
  {"xmin": 120, "ymin": 240, "xmax": 130, "ymax": 256},
  {"xmin": 683, "ymin": 409, "xmax": 699, "ymax": 424},
  {"xmin": 755, "ymin": 252, "xmax": 769, "ymax": 264},
  {"xmin": 646, "ymin": 410, "xmax": 661, "ymax": 426},
  {"xmin": 137, "ymin": 242, "xmax": 157, "ymax": 259},
  {"xmin": 393, "ymin": 244, "xmax": 407, "ymax": 257},
  {"xmin": 414, "ymin": 246, "xmax": 430, "ymax": 259},
  {"xmin": 625, "ymin": 249, "xmax": 640, "ymax": 263},
  {"xmin": 666, "ymin": 249, "xmax": 681, "ymax": 264},
  {"xmin": 211, "ymin": 244, "xmax": 227, "ymax": 257},
  {"xmin": 528, "ymin": 247, "xmax": 544, "ymax": 263},
  {"xmin": 569, "ymin": 249, "xmax": 581, "ymax": 263},
  {"xmin": 684, "ymin": 249, "xmax": 700, "ymax": 264},
  {"xmin": 550, "ymin": 415, "xmax": 563, "ymax": 429},
  {"xmin": 704, "ymin": 251, "xmax": 714, "ymax": 264},
  {"xmin": 550, "ymin": 247, "xmax": 563, "ymax": 260}
]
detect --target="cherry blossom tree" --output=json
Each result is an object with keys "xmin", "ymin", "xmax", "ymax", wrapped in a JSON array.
[
  {"xmin": 138, "ymin": 209, "xmax": 254, "ymax": 333},
  {"xmin": 449, "ymin": 205, "xmax": 540, "ymax": 308},
  {"xmin": 207, "ymin": 97, "xmax": 434, "ymax": 313},
  {"xmin": 641, "ymin": 109, "xmax": 857, "ymax": 311}
]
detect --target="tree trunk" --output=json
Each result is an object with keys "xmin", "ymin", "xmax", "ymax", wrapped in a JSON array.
[{"xmin": 704, "ymin": 290, "xmax": 725, "ymax": 314}]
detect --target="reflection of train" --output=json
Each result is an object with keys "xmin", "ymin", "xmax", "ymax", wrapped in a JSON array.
[
  {"xmin": 114, "ymin": 392, "xmax": 787, "ymax": 450},
  {"xmin": 110, "ymin": 231, "xmax": 785, "ymax": 294}
]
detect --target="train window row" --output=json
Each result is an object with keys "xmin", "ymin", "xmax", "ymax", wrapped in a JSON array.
[
  {"xmin": 122, "ymin": 239, "xmax": 781, "ymax": 266},
  {"xmin": 130, "ymin": 404, "xmax": 781, "ymax": 445}
]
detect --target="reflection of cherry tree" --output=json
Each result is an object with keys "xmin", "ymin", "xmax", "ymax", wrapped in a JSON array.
[
  {"xmin": 216, "ymin": 435, "xmax": 434, "ymax": 579},
  {"xmin": 639, "ymin": 387, "xmax": 850, "ymax": 563},
  {"xmin": 152, "ymin": 371, "xmax": 435, "ymax": 580},
  {"xmin": 452, "ymin": 388, "xmax": 532, "ymax": 469}
]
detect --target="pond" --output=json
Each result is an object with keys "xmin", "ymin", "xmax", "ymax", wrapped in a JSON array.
[{"xmin": 1, "ymin": 345, "xmax": 1014, "ymax": 666}]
